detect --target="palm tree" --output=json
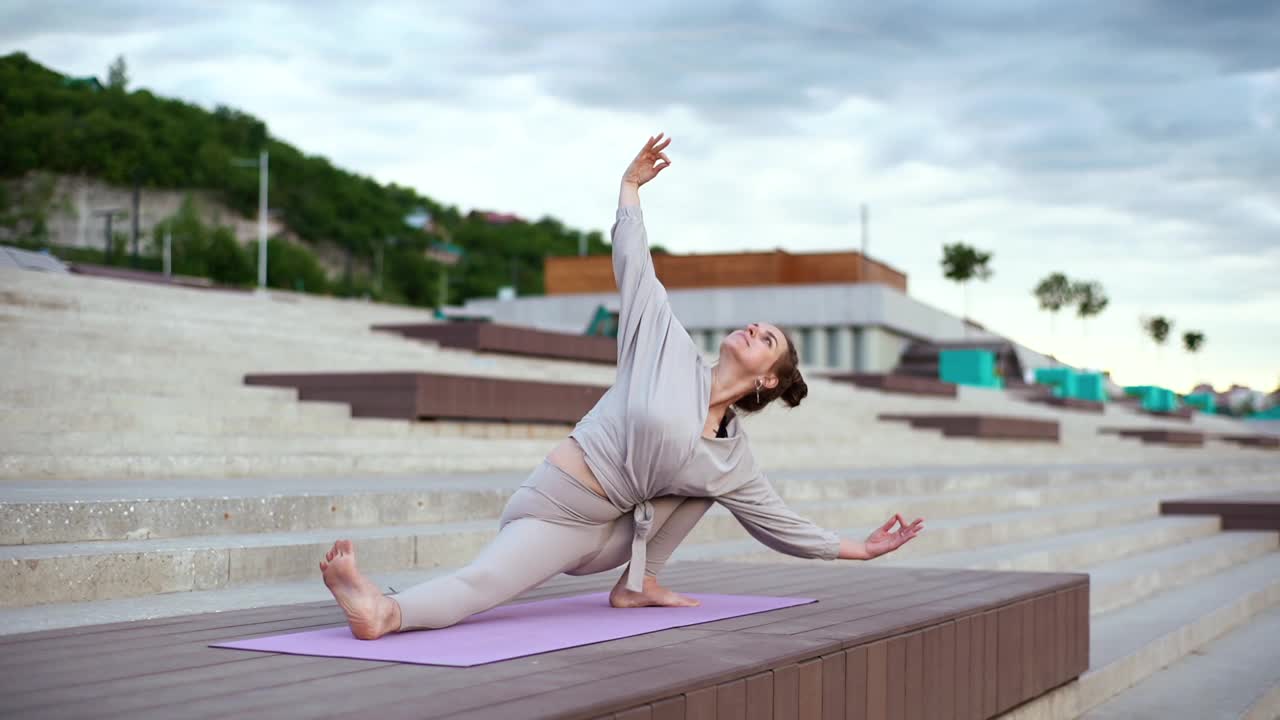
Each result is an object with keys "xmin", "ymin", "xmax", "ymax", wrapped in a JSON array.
[
  {"xmin": 1073, "ymin": 280, "xmax": 1109, "ymax": 336},
  {"xmin": 1183, "ymin": 330, "xmax": 1205, "ymax": 384},
  {"xmin": 1033, "ymin": 273, "xmax": 1076, "ymax": 345},
  {"xmin": 1141, "ymin": 315, "xmax": 1174, "ymax": 366},
  {"xmin": 941, "ymin": 242, "xmax": 994, "ymax": 336}
]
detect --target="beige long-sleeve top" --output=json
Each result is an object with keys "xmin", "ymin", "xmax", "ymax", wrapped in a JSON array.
[{"xmin": 569, "ymin": 205, "xmax": 840, "ymax": 591}]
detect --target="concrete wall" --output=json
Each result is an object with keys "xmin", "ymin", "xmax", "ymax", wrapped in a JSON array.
[{"xmin": 465, "ymin": 282, "xmax": 995, "ymax": 346}]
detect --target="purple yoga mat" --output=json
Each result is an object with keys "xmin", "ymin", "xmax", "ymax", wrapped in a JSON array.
[{"xmin": 211, "ymin": 592, "xmax": 815, "ymax": 667}]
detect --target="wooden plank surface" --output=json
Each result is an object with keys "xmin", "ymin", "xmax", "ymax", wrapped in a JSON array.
[{"xmin": 3, "ymin": 561, "xmax": 1087, "ymax": 720}]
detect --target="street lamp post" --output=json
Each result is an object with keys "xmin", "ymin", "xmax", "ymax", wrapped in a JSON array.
[
  {"xmin": 91, "ymin": 207, "xmax": 126, "ymax": 263},
  {"xmin": 232, "ymin": 150, "xmax": 270, "ymax": 289}
]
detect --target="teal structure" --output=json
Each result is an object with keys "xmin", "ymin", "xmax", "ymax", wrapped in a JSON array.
[
  {"xmin": 939, "ymin": 349, "xmax": 1003, "ymax": 388},
  {"xmin": 1183, "ymin": 393, "xmax": 1216, "ymax": 414},
  {"xmin": 1247, "ymin": 406, "xmax": 1280, "ymax": 421},
  {"xmin": 585, "ymin": 305, "xmax": 619, "ymax": 338},
  {"xmin": 1124, "ymin": 385, "xmax": 1180, "ymax": 414},
  {"xmin": 1034, "ymin": 367, "xmax": 1106, "ymax": 403}
]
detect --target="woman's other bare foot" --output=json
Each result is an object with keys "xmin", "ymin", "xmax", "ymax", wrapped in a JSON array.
[
  {"xmin": 609, "ymin": 574, "xmax": 701, "ymax": 608},
  {"xmin": 319, "ymin": 539, "xmax": 402, "ymax": 640}
]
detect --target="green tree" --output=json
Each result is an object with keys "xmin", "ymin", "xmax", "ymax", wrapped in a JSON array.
[
  {"xmin": 1073, "ymin": 280, "xmax": 1109, "ymax": 336},
  {"xmin": 1033, "ymin": 272, "xmax": 1076, "ymax": 340},
  {"xmin": 1141, "ymin": 315, "xmax": 1174, "ymax": 366},
  {"xmin": 0, "ymin": 52, "xmax": 607, "ymax": 307},
  {"xmin": 1183, "ymin": 330, "xmax": 1205, "ymax": 384},
  {"xmin": 941, "ymin": 242, "xmax": 993, "ymax": 334},
  {"xmin": 107, "ymin": 55, "xmax": 128, "ymax": 90},
  {"xmin": 263, "ymin": 235, "xmax": 330, "ymax": 293}
]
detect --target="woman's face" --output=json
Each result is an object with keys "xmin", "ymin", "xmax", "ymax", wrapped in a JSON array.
[{"xmin": 720, "ymin": 322, "xmax": 788, "ymax": 379}]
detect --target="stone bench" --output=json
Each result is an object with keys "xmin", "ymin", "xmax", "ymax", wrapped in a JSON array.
[
  {"xmin": 1098, "ymin": 428, "xmax": 1205, "ymax": 447},
  {"xmin": 828, "ymin": 373, "xmax": 958, "ymax": 398},
  {"xmin": 879, "ymin": 414, "xmax": 1060, "ymax": 442},
  {"xmin": 1161, "ymin": 493, "xmax": 1280, "ymax": 531},
  {"xmin": 244, "ymin": 372, "xmax": 607, "ymax": 424},
  {"xmin": 373, "ymin": 321, "xmax": 617, "ymax": 364}
]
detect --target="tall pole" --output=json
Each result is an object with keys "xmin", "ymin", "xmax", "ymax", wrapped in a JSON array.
[
  {"xmin": 130, "ymin": 173, "xmax": 141, "ymax": 266},
  {"xmin": 258, "ymin": 149, "xmax": 269, "ymax": 288},
  {"xmin": 860, "ymin": 204, "xmax": 869, "ymax": 257}
]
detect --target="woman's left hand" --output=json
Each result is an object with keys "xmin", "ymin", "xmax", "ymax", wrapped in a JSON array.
[
  {"xmin": 864, "ymin": 514, "xmax": 924, "ymax": 559},
  {"xmin": 621, "ymin": 133, "xmax": 672, "ymax": 187}
]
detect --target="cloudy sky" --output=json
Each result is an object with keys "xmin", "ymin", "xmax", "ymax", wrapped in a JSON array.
[{"xmin": 5, "ymin": 1, "xmax": 1278, "ymax": 392}]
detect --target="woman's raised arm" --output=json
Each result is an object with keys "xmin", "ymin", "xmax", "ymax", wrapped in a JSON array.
[{"xmin": 618, "ymin": 133, "xmax": 671, "ymax": 208}]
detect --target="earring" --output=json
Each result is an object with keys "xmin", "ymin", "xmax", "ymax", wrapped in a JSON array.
[{"xmin": 755, "ymin": 378, "xmax": 763, "ymax": 404}]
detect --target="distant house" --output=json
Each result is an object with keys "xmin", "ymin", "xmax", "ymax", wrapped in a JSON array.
[
  {"xmin": 472, "ymin": 210, "xmax": 523, "ymax": 225},
  {"xmin": 61, "ymin": 76, "xmax": 103, "ymax": 91},
  {"xmin": 1218, "ymin": 384, "xmax": 1267, "ymax": 412}
]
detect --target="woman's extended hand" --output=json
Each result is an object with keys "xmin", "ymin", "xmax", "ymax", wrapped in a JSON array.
[
  {"xmin": 864, "ymin": 514, "xmax": 924, "ymax": 559},
  {"xmin": 622, "ymin": 133, "xmax": 672, "ymax": 187}
]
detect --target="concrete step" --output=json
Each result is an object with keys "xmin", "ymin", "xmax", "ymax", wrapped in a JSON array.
[
  {"xmin": 0, "ymin": 351, "xmax": 616, "ymax": 386},
  {"xmin": 5, "ymin": 462, "xmax": 1266, "ymax": 545},
  {"xmin": 1, "ymin": 425, "xmax": 1030, "ymax": 457},
  {"xmin": 0, "ymin": 430, "xmax": 562, "ymax": 455},
  {"xmin": 1003, "ymin": 551, "xmax": 1280, "ymax": 720},
  {"xmin": 0, "ymin": 409, "xmax": 367, "ymax": 436},
  {"xmin": 4, "ymin": 443, "xmax": 1273, "ymax": 482},
  {"xmin": 1081, "ymin": 605, "xmax": 1280, "ymax": 720},
  {"xmin": 0, "ymin": 449, "xmax": 553, "ymax": 481},
  {"xmin": 676, "ymin": 494, "xmax": 1166, "ymax": 566},
  {"xmin": 1, "ymin": 315, "xmax": 432, "ymax": 353},
  {"xmin": 0, "ymin": 273, "xmax": 439, "ymax": 324},
  {"xmin": 0, "ymin": 518, "xmax": 501, "ymax": 607},
  {"xmin": 887, "ymin": 515, "xmax": 1224, "ymax": 572},
  {"xmin": 0, "ymin": 379, "xmax": 300, "ymax": 403},
  {"xmin": 8, "ymin": 474, "xmax": 1256, "ymax": 607},
  {"xmin": 1085, "ymin": 530, "xmax": 1280, "ymax": 615},
  {"xmin": 0, "ymin": 392, "xmax": 351, "ymax": 421},
  {"xmin": 0, "ymin": 563, "xmax": 458, "ymax": 637}
]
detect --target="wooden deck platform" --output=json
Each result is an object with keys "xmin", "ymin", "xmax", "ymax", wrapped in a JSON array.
[
  {"xmin": 0, "ymin": 562, "xmax": 1087, "ymax": 720},
  {"xmin": 1161, "ymin": 492, "xmax": 1280, "ymax": 531},
  {"xmin": 879, "ymin": 414, "xmax": 1060, "ymax": 442}
]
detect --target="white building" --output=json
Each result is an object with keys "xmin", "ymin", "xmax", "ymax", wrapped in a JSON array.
[{"xmin": 457, "ymin": 282, "xmax": 1055, "ymax": 376}]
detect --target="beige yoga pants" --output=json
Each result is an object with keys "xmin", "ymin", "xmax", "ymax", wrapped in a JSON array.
[{"xmin": 390, "ymin": 459, "xmax": 713, "ymax": 632}]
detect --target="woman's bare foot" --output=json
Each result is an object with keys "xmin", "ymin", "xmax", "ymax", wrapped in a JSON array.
[
  {"xmin": 319, "ymin": 539, "xmax": 401, "ymax": 640},
  {"xmin": 609, "ymin": 573, "xmax": 701, "ymax": 608}
]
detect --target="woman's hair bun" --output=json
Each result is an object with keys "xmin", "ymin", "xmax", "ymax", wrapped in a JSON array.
[{"xmin": 781, "ymin": 372, "xmax": 807, "ymax": 408}]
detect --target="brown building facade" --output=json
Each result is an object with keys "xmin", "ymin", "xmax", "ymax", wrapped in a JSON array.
[{"xmin": 544, "ymin": 249, "xmax": 908, "ymax": 295}]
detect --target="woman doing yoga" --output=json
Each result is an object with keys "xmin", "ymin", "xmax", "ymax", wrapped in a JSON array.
[{"xmin": 320, "ymin": 134, "xmax": 925, "ymax": 640}]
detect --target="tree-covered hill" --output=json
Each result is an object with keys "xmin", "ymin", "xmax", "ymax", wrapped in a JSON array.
[{"xmin": 0, "ymin": 52, "xmax": 611, "ymax": 306}]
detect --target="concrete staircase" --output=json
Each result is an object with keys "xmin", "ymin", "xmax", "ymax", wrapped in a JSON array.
[
  {"xmin": 3, "ymin": 267, "xmax": 1279, "ymax": 718},
  {"xmin": 3, "ymin": 267, "xmax": 1275, "ymax": 482},
  {"xmin": 3, "ymin": 460, "xmax": 1279, "ymax": 720}
]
